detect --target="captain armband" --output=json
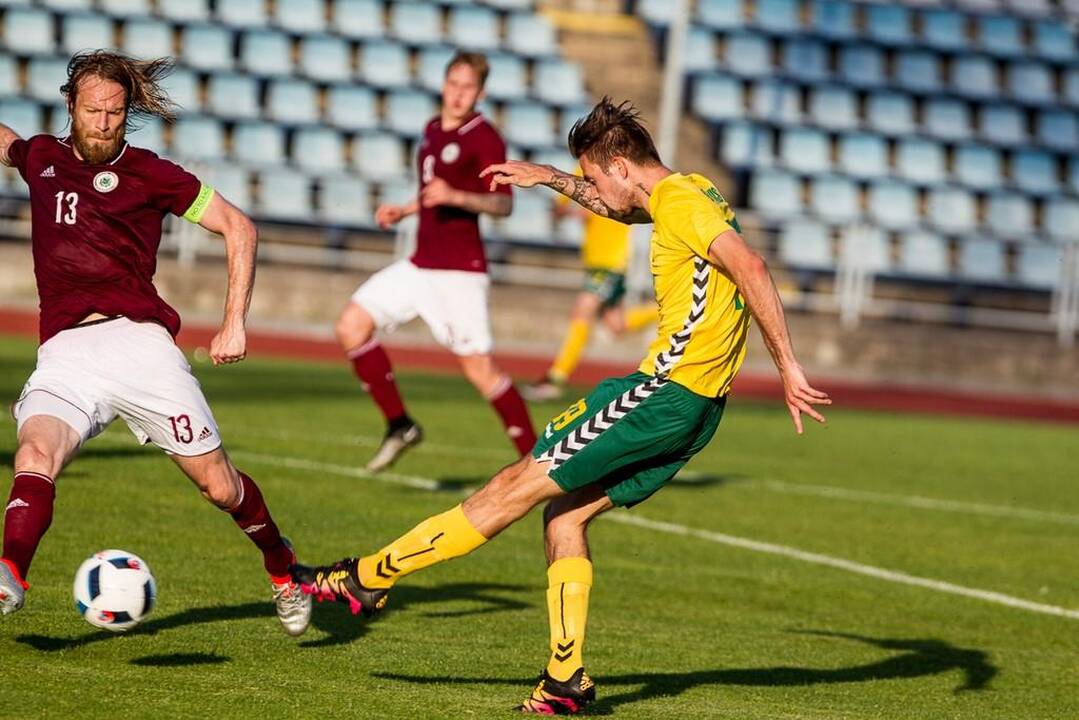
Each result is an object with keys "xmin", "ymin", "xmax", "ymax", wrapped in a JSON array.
[{"xmin": 182, "ymin": 184, "xmax": 215, "ymax": 224}]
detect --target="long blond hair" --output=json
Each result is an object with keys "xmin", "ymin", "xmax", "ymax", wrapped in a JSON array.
[{"xmin": 61, "ymin": 50, "xmax": 178, "ymax": 127}]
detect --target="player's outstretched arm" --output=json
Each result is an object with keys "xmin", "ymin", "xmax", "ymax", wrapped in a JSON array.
[
  {"xmin": 481, "ymin": 161, "xmax": 651, "ymax": 224},
  {"xmin": 707, "ymin": 229, "xmax": 831, "ymax": 434},
  {"xmin": 375, "ymin": 197, "xmax": 420, "ymax": 228},
  {"xmin": 0, "ymin": 122, "xmax": 20, "ymax": 167},
  {"xmin": 197, "ymin": 192, "xmax": 257, "ymax": 366},
  {"xmin": 420, "ymin": 177, "xmax": 511, "ymax": 217}
]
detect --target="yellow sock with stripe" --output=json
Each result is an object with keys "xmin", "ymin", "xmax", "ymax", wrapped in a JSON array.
[
  {"xmin": 624, "ymin": 304, "xmax": 658, "ymax": 332},
  {"xmin": 545, "ymin": 557, "xmax": 593, "ymax": 682},
  {"xmin": 357, "ymin": 505, "xmax": 487, "ymax": 589},
  {"xmin": 549, "ymin": 319, "xmax": 591, "ymax": 383}
]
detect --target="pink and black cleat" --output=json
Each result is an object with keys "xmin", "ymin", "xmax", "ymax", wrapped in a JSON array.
[
  {"xmin": 289, "ymin": 558, "xmax": 388, "ymax": 618},
  {"xmin": 517, "ymin": 668, "xmax": 596, "ymax": 715}
]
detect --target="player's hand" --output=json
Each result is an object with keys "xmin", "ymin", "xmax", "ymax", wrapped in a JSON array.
[
  {"xmin": 780, "ymin": 363, "xmax": 830, "ymax": 434},
  {"xmin": 374, "ymin": 203, "xmax": 405, "ymax": 229},
  {"xmin": 480, "ymin": 161, "xmax": 551, "ymax": 190},
  {"xmin": 209, "ymin": 324, "xmax": 247, "ymax": 366},
  {"xmin": 420, "ymin": 177, "xmax": 459, "ymax": 208}
]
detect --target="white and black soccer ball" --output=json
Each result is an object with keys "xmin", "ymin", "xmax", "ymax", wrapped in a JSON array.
[{"xmin": 73, "ymin": 550, "xmax": 156, "ymax": 632}]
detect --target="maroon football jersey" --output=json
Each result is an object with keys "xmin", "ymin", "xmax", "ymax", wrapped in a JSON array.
[
  {"xmin": 412, "ymin": 112, "xmax": 511, "ymax": 274},
  {"xmin": 9, "ymin": 135, "xmax": 204, "ymax": 344}
]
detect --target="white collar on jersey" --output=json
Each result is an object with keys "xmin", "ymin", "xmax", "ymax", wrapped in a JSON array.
[
  {"xmin": 55, "ymin": 136, "xmax": 129, "ymax": 166},
  {"xmin": 457, "ymin": 114, "xmax": 485, "ymax": 135}
]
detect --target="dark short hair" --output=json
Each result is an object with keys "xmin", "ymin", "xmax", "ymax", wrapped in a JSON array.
[
  {"xmin": 445, "ymin": 51, "xmax": 489, "ymax": 88},
  {"xmin": 62, "ymin": 50, "xmax": 178, "ymax": 127},
  {"xmin": 568, "ymin": 97, "xmax": 662, "ymax": 168}
]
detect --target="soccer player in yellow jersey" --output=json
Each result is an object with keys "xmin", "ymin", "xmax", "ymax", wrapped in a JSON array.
[{"xmin": 292, "ymin": 98, "xmax": 830, "ymax": 714}]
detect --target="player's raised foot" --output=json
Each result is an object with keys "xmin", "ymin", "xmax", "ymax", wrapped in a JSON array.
[
  {"xmin": 271, "ymin": 538, "xmax": 312, "ymax": 637},
  {"xmin": 289, "ymin": 558, "xmax": 389, "ymax": 618},
  {"xmin": 366, "ymin": 420, "xmax": 423, "ymax": 473},
  {"xmin": 0, "ymin": 559, "xmax": 27, "ymax": 617},
  {"xmin": 517, "ymin": 668, "xmax": 596, "ymax": 715},
  {"xmin": 523, "ymin": 377, "xmax": 565, "ymax": 402}
]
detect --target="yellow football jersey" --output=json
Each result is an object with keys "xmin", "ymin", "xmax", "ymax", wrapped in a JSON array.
[{"xmin": 638, "ymin": 173, "xmax": 751, "ymax": 398}]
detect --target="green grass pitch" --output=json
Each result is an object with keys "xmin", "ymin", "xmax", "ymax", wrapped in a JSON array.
[{"xmin": 0, "ymin": 334, "xmax": 1075, "ymax": 719}]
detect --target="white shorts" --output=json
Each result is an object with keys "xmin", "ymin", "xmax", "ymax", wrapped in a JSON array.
[
  {"xmin": 13, "ymin": 317, "xmax": 222, "ymax": 456},
  {"xmin": 351, "ymin": 259, "xmax": 493, "ymax": 356}
]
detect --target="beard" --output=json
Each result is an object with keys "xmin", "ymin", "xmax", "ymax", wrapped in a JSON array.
[{"xmin": 71, "ymin": 119, "xmax": 126, "ymax": 164}]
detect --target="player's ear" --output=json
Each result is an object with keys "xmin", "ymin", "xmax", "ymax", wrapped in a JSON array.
[{"xmin": 613, "ymin": 157, "xmax": 630, "ymax": 180}]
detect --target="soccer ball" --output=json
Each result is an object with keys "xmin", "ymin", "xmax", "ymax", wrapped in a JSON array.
[{"xmin": 73, "ymin": 549, "xmax": 156, "ymax": 632}]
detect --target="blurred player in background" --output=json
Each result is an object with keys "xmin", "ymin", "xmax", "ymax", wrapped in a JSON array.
[
  {"xmin": 335, "ymin": 52, "xmax": 536, "ymax": 472},
  {"xmin": 292, "ymin": 98, "xmax": 830, "ymax": 713},
  {"xmin": 0, "ymin": 51, "xmax": 311, "ymax": 636},
  {"xmin": 524, "ymin": 173, "xmax": 658, "ymax": 401}
]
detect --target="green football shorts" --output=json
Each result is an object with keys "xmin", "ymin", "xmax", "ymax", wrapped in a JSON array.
[
  {"xmin": 583, "ymin": 268, "xmax": 627, "ymax": 309},
  {"xmin": 532, "ymin": 372, "xmax": 726, "ymax": 507}
]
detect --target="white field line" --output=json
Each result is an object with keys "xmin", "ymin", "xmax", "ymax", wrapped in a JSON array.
[
  {"xmin": 227, "ymin": 426, "xmax": 513, "ymax": 462},
  {"xmin": 239, "ymin": 449, "xmax": 1079, "ymax": 622}
]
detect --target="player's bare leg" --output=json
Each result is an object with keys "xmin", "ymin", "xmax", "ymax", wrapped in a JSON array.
[
  {"xmin": 1, "ymin": 416, "xmax": 80, "ymax": 615},
  {"xmin": 525, "ymin": 292, "xmax": 603, "ymax": 402},
  {"xmin": 337, "ymin": 301, "xmax": 422, "ymax": 472},
  {"xmin": 459, "ymin": 354, "xmax": 537, "ymax": 456},
  {"xmin": 171, "ymin": 448, "xmax": 311, "ymax": 636}
]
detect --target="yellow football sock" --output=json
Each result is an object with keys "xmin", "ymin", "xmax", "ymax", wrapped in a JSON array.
[
  {"xmin": 545, "ymin": 557, "xmax": 593, "ymax": 681},
  {"xmin": 549, "ymin": 319, "xmax": 591, "ymax": 383},
  {"xmin": 358, "ymin": 505, "xmax": 487, "ymax": 589},
  {"xmin": 624, "ymin": 305, "xmax": 658, "ymax": 332}
]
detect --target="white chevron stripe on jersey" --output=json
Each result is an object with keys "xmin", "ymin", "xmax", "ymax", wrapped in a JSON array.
[{"xmin": 654, "ymin": 257, "xmax": 710, "ymax": 378}]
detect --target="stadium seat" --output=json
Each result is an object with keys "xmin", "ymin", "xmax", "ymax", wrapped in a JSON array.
[
  {"xmin": 171, "ymin": 117, "xmax": 224, "ymax": 161},
  {"xmin": 921, "ymin": 9, "xmax": 966, "ymax": 52},
  {"xmin": 557, "ymin": 104, "xmax": 589, "ymax": 142},
  {"xmin": 1007, "ymin": 62, "xmax": 1054, "ymax": 105},
  {"xmin": 895, "ymin": 51, "xmax": 941, "ymax": 94},
  {"xmin": 750, "ymin": 80, "xmax": 801, "ymax": 125},
  {"xmin": 353, "ymin": 132, "xmax": 407, "ymax": 180},
  {"xmin": 160, "ymin": 67, "xmax": 199, "ymax": 114},
  {"xmin": 697, "ymin": 0, "xmax": 742, "ymax": 30},
  {"xmin": 182, "ymin": 25, "xmax": 233, "ymax": 72},
  {"xmin": 45, "ymin": 101, "xmax": 67, "ymax": 136},
  {"xmin": 753, "ymin": 0, "xmax": 800, "ymax": 34},
  {"xmin": 866, "ymin": 4, "xmax": 912, "ymax": 47},
  {"xmin": 1065, "ymin": 68, "xmax": 1079, "ymax": 107},
  {"xmin": 257, "ymin": 169, "xmax": 312, "ymax": 222},
  {"xmin": 122, "ymin": 18, "xmax": 172, "ymax": 59},
  {"xmin": 781, "ymin": 39, "xmax": 828, "ymax": 83},
  {"xmin": 217, "ymin": 0, "xmax": 268, "ymax": 27},
  {"xmin": 808, "ymin": 86, "xmax": 857, "ymax": 131},
  {"xmin": 293, "ymin": 127, "xmax": 345, "ymax": 172},
  {"xmin": 724, "ymin": 33, "xmax": 772, "ymax": 78},
  {"xmin": 42, "ymin": 0, "xmax": 92, "ymax": 10},
  {"xmin": 953, "ymin": 145, "xmax": 1003, "ymax": 191},
  {"xmin": 780, "ymin": 128, "xmax": 830, "ymax": 174},
  {"xmin": 127, "ymin": 117, "xmax": 164, "ymax": 154},
  {"xmin": 896, "ymin": 138, "xmax": 945, "ymax": 185},
  {"xmin": 839, "ymin": 133, "xmax": 888, "ymax": 179},
  {"xmin": 984, "ymin": 192, "xmax": 1034, "ymax": 238},
  {"xmin": 928, "ymin": 186, "xmax": 977, "ymax": 234},
  {"xmin": 499, "ymin": 193, "xmax": 553, "ymax": 242},
  {"xmin": 534, "ymin": 59, "xmax": 587, "ymax": 107},
  {"xmin": 839, "ymin": 45, "xmax": 885, "ymax": 89},
  {"xmin": 0, "ymin": 55, "xmax": 16, "ymax": 96},
  {"xmin": 417, "ymin": 46, "xmax": 456, "ymax": 92},
  {"xmin": 0, "ymin": 99, "xmax": 44, "ymax": 138},
  {"xmin": 449, "ymin": 6, "xmax": 500, "ymax": 51},
  {"xmin": 684, "ymin": 26, "xmax": 718, "ymax": 73},
  {"xmin": 3, "ymin": 8, "xmax": 54, "ymax": 55},
  {"xmin": 158, "ymin": 0, "xmax": 208, "ymax": 22},
  {"xmin": 100, "ymin": 0, "xmax": 151, "ymax": 18},
  {"xmin": 360, "ymin": 41, "xmax": 411, "ymax": 88},
  {"xmin": 720, "ymin": 122, "xmax": 774, "ymax": 167},
  {"xmin": 1003, "ymin": 0, "xmax": 1052, "ymax": 16},
  {"xmin": 334, "ymin": 0, "xmax": 384, "ymax": 39},
  {"xmin": 810, "ymin": 175, "xmax": 860, "ymax": 224},
  {"xmin": 240, "ymin": 30, "xmax": 292, "ymax": 76},
  {"xmin": 485, "ymin": 0, "xmax": 533, "ymax": 9},
  {"xmin": 27, "ymin": 58, "xmax": 68, "ymax": 102},
  {"xmin": 61, "ymin": 13, "xmax": 113, "ymax": 54},
  {"xmin": 1012, "ymin": 150, "xmax": 1060, "ymax": 195},
  {"xmin": 978, "ymin": 104, "xmax": 1027, "ymax": 146},
  {"xmin": 924, "ymin": 99, "xmax": 971, "ymax": 141},
  {"xmin": 1035, "ymin": 111, "xmax": 1079, "ymax": 153},
  {"xmin": 779, "ymin": 220, "xmax": 833, "ymax": 269},
  {"xmin": 300, "ymin": 35, "xmax": 352, "ymax": 82},
  {"xmin": 232, "ymin": 122, "xmax": 285, "ymax": 167},
  {"xmin": 810, "ymin": 0, "xmax": 856, "ymax": 40},
  {"xmin": 950, "ymin": 56, "xmax": 998, "ymax": 100},
  {"xmin": 638, "ymin": 0, "xmax": 677, "ymax": 26},
  {"xmin": 866, "ymin": 92, "xmax": 915, "ymax": 136},
  {"xmin": 207, "ymin": 73, "xmax": 259, "ymax": 120},
  {"xmin": 274, "ymin": 0, "xmax": 326, "ymax": 34},
  {"xmin": 266, "ymin": 79, "xmax": 319, "ymax": 125},
  {"xmin": 977, "ymin": 14, "xmax": 1024, "ymax": 58},
  {"xmin": 840, "ymin": 226, "xmax": 891, "ymax": 273},
  {"xmin": 505, "ymin": 13, "xmax": 557, "ymax": 57},
  {"xmin": 503, "ymin": 103, "xmax": 555, "ymax": 149},
  {"xmin": 385, "ymin": 90, "xmax": 437, "ymax": 138},
  {"xmin": 958, "ymin": 238, "xmax": 1006, "ymax": 283},
  {"xmin": 531, "ymin": 147, "xmax": 575, "ymax": 172},
  {"xmin": 391, "ymin": 1, "xmax": 442, "ymax": 45},
  {"xmin": 204, "ymin": 164, "xmax": 251, "ymax": 210},
  {"xmin": 1016, "ymin": 244, "xmax": 1062, "ymax": 289},
  {"xmin": 377, "ymin": 176, "xmax": 415, "ymax": 206},
  {"xmin": 318, "ymin": 173, "xmax": 373, "ymax": 227},
  {"xmin": 1071, "ymin": 157, "xmax": 1079, "ymax": 195},
  {"xmin": 325, "ymin": 84, "xmax": 378, "ymax": 131},
  {"xmin": 898, "ymin": 231, "xmax": 950, "ymax": 278},
  {"xmin": 1032, "ymin": 21, "xmax": 1074, "ymax": 62},
  {"xmin": 749, "ymin": 169, "xmax": 802, "ymax": 218},
  {"xmin": 1043, "ymin": 197, "xmax": 1079, "ymax": 242},
  {"xmin": 484, "ymin": 53, "xmax": 527, "ymax": 101},
  {"xmin": 868, "ymin": 180, "xmax": 918, "ymax": 230}
]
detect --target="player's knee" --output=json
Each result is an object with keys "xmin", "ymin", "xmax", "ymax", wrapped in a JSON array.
[
  {"xmin": 202, "ymin": 465, "xmax": 241, "ymax": 509},
  {"xmin": 335, "ymin": 306, "xmax": 373, "ymax": 350},
  {"xmin": 14, "ymin": 440, "xmax": 57, "ymax": 476}
]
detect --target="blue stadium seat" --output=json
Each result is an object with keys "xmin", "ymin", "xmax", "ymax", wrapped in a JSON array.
[
  {"xmin": 985, "ymin": 192, "xmax": 1033, "ymax": 238},
  {"xmin": 922, "ymin": 9, "xmax": 967, "ymax": 52},
  {"xmin": 724, "ymin": 33, "xmax": 772, "ymax": 78},
  {"xmin": 977, "ymin": 14, "xmax": 1023, "ymax": 58},
  {"xmin": 839, "ymin": 133, "xmax": 888, "ymax": 179},
  {"xmin": 417, "ymin": 46, "xmax": 455, "ymax": 92},
  {"xmin": 360, "ymin": 41, "xmax": 411, "ymax": 88},
  {"xmin": 266, "ymin": 79, "xmax": 319, "ymax": 124},
  {"xmin": 1032, "ymin": 21, "xmax": 1074, "ymax": 62},
  {"xmin": 257, "ymin": 169, "xmax": 312, "ymax": 221},
  {"xmin": 779, "ymin": 220, "xmax": 833, "ymax": 269},
  {"xmin": 750, "ymin": 80, "xmax": 801, "ymax": 124},
  {"xmin": 499, "ymin": 193, "xmax": 553, "ymax": 243},
  {"xmin": 1012, "ymin": 149, "xmax": 1059, "ymax": 195},
  {"xmin": 866, "ymin": 4, "xmax": 912, "ymax": 47},
  {"xmin": 506, "ymin": 13, "xmax": 557, "ymax": 57},
  {"xmin": 810, "ymin": 0, "xmax": 855, "ymax": 40},
  {"xmin": 780, "ymin": 127, "xmax": 830, "ymax": 174},
  {"xmin": 1016, "ymin": 244, "xmax": 1062, "ymax": 289},
  {"xmin": 753, "ymin": 0, "xmax": 800, "ymax": 34},
  {"xmin": 300, "ymin": 35, "xmax": 352, "ymax": 82},
  {"xmin": 531, "ymin": 147, "xmax": 575, "ymax": 172},
  {"xmin": 100, "ymin": 0, "xmax": 151, "ymax": 18},
  {"xmin": 207, "ymin": 73, "xmax": 259, "ymax": 120},
  {"xmin": 840, "ymin": 226, "xmax": 891, "ymax": 273},
  {"xmin": 353, "ymin": 132, "xmax": 407, "ymax": 180},
  {"xmin": 898, "ymin": 231, "xmax": 950, "ymax": 278},
  {"xmin": 61, "ymin": 14, "xmax": 113, "ymax": 54},
  {"xmin": 203, "ymin": 164, "xmax": 251, "ymax": 211},
  {"xmin": 172, "ymin": 116, "xmax": 224, "ymax": 161},
  {"xmin": 928, "ymin": 186, "xmax": 976, "ymax": 234},
  {"xmin": 449, "ymin": 6, "xmax": 500, "ymax": 51},
  {"xmin": 232, "ymin": 122, "xmax": 285, "ymax": 166},
  {"xmin": 182, "ymin": 25, "xmax": 233, "ymax": 72},
  {"xmin": 485, "ymin": 0, "xmax": 534, "ymax": 9},
  {"xmin": 895, "ymin": 138, "xmax": 945, "ymax": 185},
  {"xmin": 979, "ymin": 104, "xmax": 1027, "ymax": 146},
  {"xmin": 217, "ymin": 0, "xmax": 268, "ymax": 27},
  {"xmin": 122, "ymin": 18, "xmax": 172, "ymax": 59},
  {"xmin": 750, "ymin": 169, "xmax": 802, "ymax": 218},
  {"xmin": 954, "ymin": 145, "xmax": 1003, "ymax": 191},
  {"xmin": 45, "ymin": 102, "xmax": 67, "ymax": 135},
  {"xmin": 958, "ymin": 238, "xmax": 1006, "ymax": 283},
  {"xmin": 334, "ymin": 0, "xmax": 384, "ymax": 40},
  {"xmin": 385, "ymin": 89, "xmax": 437, "ymax": 138},
  {"xmin": 274, "ymin": 0, "xmax": 326, "ymax": 34},
  {"xmin": 684, "ymin": 26, "xmax": 718, "ymax": 73},
  {"xmin": 810, "ymin": 175, "xmax": 860, "ymax": 224},
  {"xmin": 1071, "ymin": 157, "xmax": 1079, "ymax": 195},
  {"xmin": 485, "ymin": 54, "xmax": 527, "ymax": 101},
  {"xmin": 534, "ymin": 59, "xmax": 587, "ymax": 106},
  {"xmin": 1065, "ymin": 68, "xmax": 1079, "ymax": 107},
  {"xmin": 293, "ymin": 127, "xmax": 345, "ymax": 172},
  {"xmin": 866, "ymin": 92, "xmax": 915, "ymax": 136},
  {"xmin": 1002, "ymin": 0, "xmax": 1052, "ymax": 17},
  {"xmin": 638, "ymin": 0, "xmax": 677, "ymax": 26},
  {"xmin": 3, "ymin": 8, "xmax": 54, "ymax": 55},
  {"xmin": 1043, "ymin": 196, "xmax": 1079, "ymax": 243},
  {"xmin": 895, "ymin": 51, "xmax": 941, "ymax": 94},
  {"xmin": 868, "ymin": 180, "xmax": 918, "ymax": 230},
  {"xmin": 1007, "ymin": 62, "xmax": 1054, "ymax": 105},
  {"xmin": 839, "ymin": 45, "xmax": 885, "ymax": 89},
  {"xmin": 781, "ymin": 38, "xmax": 828, "ymax": 83},
  {"xmin": 127, "ymin": 117, "xmax": 164, "ymax": 154},
  {"xmin": 158, "ymin": 0, "xmax": 208, "ymax": 22},
  {"xmin": 391, "ymin": 1, "xmax": 442, "ymax": 45},
  {"xmin": 0, "ymin": 55, "xmax": 16, "ymax": 96},
  {"xmin": 1035, "ymin": 110, "xmax": 1078, "ymax": 153},
  {"xmin": 318, "ymin": 173, "xmax": 372, "ymax": 227},
  {"xmin": 0, "ymin": 99, "xmax": 43, "ymax": 138},
  {"xmin": 924, "ymin": 99, "xmax": 971, "ymax": 141},
  {"xmin": 240, "ymin": 30, "xmax": 292, "ymax": 76},
  {"xmin": 697, "ymin": 0, "xmax": 741, "ymax": 30},
  {"xmin": 43, "ymin": 0, "xmax": 92, "ymax": 9},
  {"xmin": 720, "ymin": 122, "xmax": 774, "ymax": 167},
  {"xmin": 951, "ymin": 56, "xmax": 998, "ymax": 100},
  {"xmin": 27, "ymin": 58, "xmax": 68, "ymax": 102},
  {"xmin": 503, "ymin": 103, "xmax": 555, "ymax": 148},
  {"xmin": 160, "ymin": 67, "xmax": 199, "ymax": 114},
  {"xmin": 325, "ymin": 84, "xmax": 377, "ymax": 131},
  {"xmin": 808, "ymin": 86, "xmax": 857, "ymax": 131},
  {"xmin": 376, "ymin": 177, "xmax": 415, "ymax": 208}
]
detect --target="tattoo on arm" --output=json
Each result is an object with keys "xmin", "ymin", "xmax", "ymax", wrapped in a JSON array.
[{"xmin": 546, "ymin": 169, "xmax": 651, "ymax": 224}]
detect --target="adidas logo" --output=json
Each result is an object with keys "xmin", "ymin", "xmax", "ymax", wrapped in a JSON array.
[
  {"xmin": 243, "ymin": 523, "xmax": 266, "ymax": 534},
  {"xmin": 39, "ymin": 165, "xmax": 55, "ymax": 178},
  {"xmin": 5, "ymin": 498, "xmax": 29, "ymax": 512},
  {"xmin": 197, "ymin": 426, "xmax": 213, "ymax": 441}
]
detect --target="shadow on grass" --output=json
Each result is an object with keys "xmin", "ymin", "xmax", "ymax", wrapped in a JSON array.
[
  {"xmin": 0, "ymin": 445, "xmax": 153, "ymax": 469},
  {"xmin": 668, "ymin": 472, "xmax": 749, "ymax": 488},
  {"xmin": 374, "ymin": 630, "xmax": 997, "ymax": 714},
  {"xmin": 131, "ymin": 651, "xmax": 229, "ymax": 667}
]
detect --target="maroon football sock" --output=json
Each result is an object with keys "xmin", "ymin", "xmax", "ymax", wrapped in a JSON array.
[
  {"xmin": 2, "ymin": 472, "xmax": 56, "ymax": 584},
  {"xmin": 488, "ymin": 378, "xmax": 538, "ymax": 456},
  {"xmin": 227, "ymin": 473, "xmax": 293, "ymax": 582},
  {"xmin": 347, "ymin": 340, "xmax": 408, "ymax": 425}
]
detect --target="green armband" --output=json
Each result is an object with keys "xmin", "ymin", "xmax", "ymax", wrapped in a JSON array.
[{"xmin": 182, "ymin": 184, "xmax": 215, "ymax": 223}]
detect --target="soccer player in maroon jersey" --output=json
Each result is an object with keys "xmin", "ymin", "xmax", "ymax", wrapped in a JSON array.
[
  {"xmin": 0, "ymin": 51, "xmax": 311, "ymax": 635},
  {"xmin": 336, "ymin": 52, "xmax": 537, "ymax": 472}
]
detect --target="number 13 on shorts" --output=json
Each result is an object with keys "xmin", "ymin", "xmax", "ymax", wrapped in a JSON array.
[{"xmin": 545, "ymin": 398, "xmax": 587, "ymax": 438}]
